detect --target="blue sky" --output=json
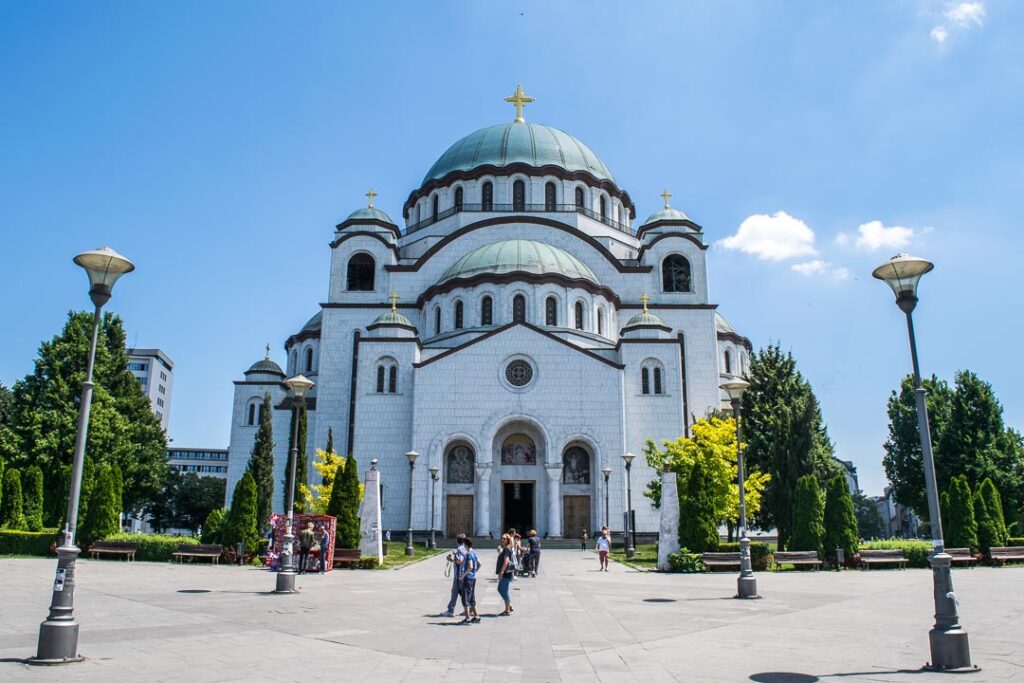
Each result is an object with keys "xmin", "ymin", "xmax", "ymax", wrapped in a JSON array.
[{"xmin": 1, "ymin": 2, "xmax": 1020, "ymax": 497}]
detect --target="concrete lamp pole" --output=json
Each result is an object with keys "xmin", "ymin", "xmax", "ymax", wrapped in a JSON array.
[
  {"xmin": 275, "ymin": 374, "xmax": 315, "ymax": 594},
  {"xmin": 405, "ymin": 451, "xmax": 419, "ymax": 556},
  {"xmin": 720, "ymin": 375, "xmax": 758, "ymax": 599},
  {"xmin": 32, "ymin": 247, "xmax": 135, "ymax": 665},
  {"xmin": 428, "ymin": 465, "xmax": 439, "ymax": 549},
  {"xmin": 872, "ymin": 253, "xmax": 975, "ymax": 672},
  {"xmin": 601, "ymin": 466, "xmax": 612, "ymax": 529},
  {"xmin": 622, "ymin": 453, "xmax": 635, "ymax": 559}
]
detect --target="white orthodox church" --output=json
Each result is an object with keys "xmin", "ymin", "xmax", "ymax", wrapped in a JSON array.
[{"xmin": 225, "ymin": 86, "xmax": 751, "ymax": 539}]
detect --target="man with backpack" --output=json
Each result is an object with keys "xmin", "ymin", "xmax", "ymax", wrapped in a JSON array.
[
  {"xmin": 442, "ymin": 533, "xmax": 467, "ymax": 618},
  {"xmin": 459, "ymin": 538, "xmax": 480, "ymax": 624}
]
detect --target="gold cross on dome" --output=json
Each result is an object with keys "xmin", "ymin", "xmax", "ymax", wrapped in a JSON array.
[
  {"xmin": 264, "ymin": 343, "xmax": 270, "ymax": 359},
  {"xmin": 366, "ymin": 188, "xmax": 378, "ymax": 208},
  {"xmin": 504, "ymin": 83, "xmax": 534, "ymax": 123},
  {"xmin": 660, "ymin": 189, "xmax": 672, "ymax": 209},
  {"xmin": 640, "ymin": 293, "xmax": 650, "ymax": 313},
  {"xmin": 389, "ymin": 292, "xmax": 399, "ymax": 312}
]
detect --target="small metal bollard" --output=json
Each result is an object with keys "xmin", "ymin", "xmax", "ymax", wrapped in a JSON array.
[
  {"xmin": 236, "ymin": 542, "xmax": 245, "ymax": 566},
  {"xmin": 835, "ymin": 547, "xmax": 844, "ymax": 570}
]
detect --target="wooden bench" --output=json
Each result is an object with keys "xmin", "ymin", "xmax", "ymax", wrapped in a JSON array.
[
  {"xmin": 857, "ymin": 549, "xmax": 907, "ymax": 569},
  {"xmin": 946, "ymin": 547, "xmax": 978, "ymax": 566},
  {"xmin": 701, "ymin": 552, "xmax": 741, "ymax": 571},
  {"xmin": 773, "ymin": 551, "xmax": 822, "ymax": 570},
  {"xmin": 88, "ymin": 541, "xmax": 138, "ymax": 561},
  {"xmin": 172, "ymin": 544, "xmax": 223, "ymax": 564},
  {"xmin": 333, "ymin": 548, "xmax": 362, "ymax": 569},
  {"xmin": 989, "ymin": 546, "xmax": 1024, "ymax": 566}
]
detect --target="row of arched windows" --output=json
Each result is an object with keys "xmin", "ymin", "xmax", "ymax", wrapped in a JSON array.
[
  {"xmin": 641, "ymin": 360, "xmax": 666, "ymax": 395},
  {"xmin": 444, "ymin": 439, "xmax": 593, "ymax": 485},
  {"xmin": 375, "ymin": 358, "xmax": 398, "ymax": 393},
  {"xmin": 411, "ymin": 179, "xmax": 620, "ymax": 224},
  {"xmin": 289, "ymin": 347, "xmax": 316, "ymax": 374},
  {"xmin": 722, "ymin": 348, "xmax": 747, "ymax": 376},
  {"xmin": 432, "ymin": 294, "xmax": 608, "ymax": 336}
]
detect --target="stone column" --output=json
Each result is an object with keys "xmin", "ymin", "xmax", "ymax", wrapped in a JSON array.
[
  {"xmin": 657, "ymin": 468, "xmax": 680, "ymax": 571},
  {"xmin": 475, "ymin": 463, "xmax": 492, "ymax": 538},
  {"xmin": 545, "ymin": 463, "xmax": 563, "ymax": 538},
  {"xmin": 358, "ymin": 464, "xmax": 384, "ymax": 566}
]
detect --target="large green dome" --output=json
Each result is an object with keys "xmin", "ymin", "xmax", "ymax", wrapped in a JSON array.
[
  {"xmin": 423, "ymin": 122, "xmax": 614, "ymax": 185},
  {"xmin": 440, "ymin": 239, "xmax": 599, "ymax": 284}
]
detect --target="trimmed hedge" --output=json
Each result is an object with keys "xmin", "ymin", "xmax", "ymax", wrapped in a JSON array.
[
  {"xmin": 859, "ymin": 539, "xmax": 932, "ymax": 568},
  {"xmin": 0, "ymin": 529, "xmax": 59, "ymax": 556},
  {"xmin": 104, "ymin": 533, "xmax": 198, "ymax": 562},
  {"xmin": 718, "ymin": 541, "xmax": 772, "ymax": 571},
  {"xmin": 667, "ymin": 548, "xmax": 705, "ymax": 573},
  {"xmin": 1007, "ymin": 537, "xmax": 1024, "ymax": 547}
]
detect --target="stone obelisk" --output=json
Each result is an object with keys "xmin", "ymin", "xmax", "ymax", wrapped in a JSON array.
[
  {"xmin": 358, "ymin": 459, "xmax": 384, "ymax": 565},
  {"xmin": 657, "ymin": 468, "xmax": 680, "ymax": 571}
]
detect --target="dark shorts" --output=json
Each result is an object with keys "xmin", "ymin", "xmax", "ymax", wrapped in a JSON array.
[{"xmin": 461, "ymin": 578, "xmax": 477, "ymax": 608}]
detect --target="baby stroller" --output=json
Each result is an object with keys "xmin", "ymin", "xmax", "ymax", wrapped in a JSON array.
[{"xmin": 517, "ymin": 545, "xmax": 537, "ymax": 578}]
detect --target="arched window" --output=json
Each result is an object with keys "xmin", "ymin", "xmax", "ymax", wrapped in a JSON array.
[
  {"xmin": 563, "ymin": 445, "xmax": 591, "ymax": 484},
  {"xmin": 597, "ymin": 309, "xmax": 604, "ymax": 335},
  {"xmin": 482, "ymin": 181, "xmax": 493, "ymax": 211},
  {"xmin": 513, "ymin": 179, "xmax": 526, "ymax": 211},
  {"xmin": 654, "ymin": 367, "xmax": 663, "ymax": 395},
  {"xmin": 454, "ymin": 300, "xmax": 464, "ymax": 329},
  {"xmin": 346, "ymin": 253, "xmax": 375, "ymax": 291},
  {"xmin": 481, "ymin": 296, "xmax": 493, "ymax": 326},
  {"xmin": 545, "ymin": 182, "xmax": 557, "ymax": 211},
  {"xmin": 513, "ymin": 294, "xmax": 526, "ymax": 322},
  {"xmin": 599, "ymin": 195, "xmax": 607, "ymax": 218},
  {"xmin": 724, "ymin": 349, "xmax": 732, "ymax": 374},
  {"xmin": 662, "ymin": 254, "xmax": 692, "ymax": 292},
  {"xmin": 545, "ymin": 296, "xmax": 558, "ymax": 326},
  {"xmin": 247, "ymin": 403, "xmax": 256, "ymax": 426},
  {"xmin": 641, "ymin": 367, "xmax": 650, "ymax": 395},
  {"xmin": 432, "ymin": 194, "xmax": 439, "ymax": 221},
  {"xmin": 388, "ymin": 366, "xmax": 397, "ymax": 393},
  {"xmin": 642, "ymin": 360, "xmax": 666, "ymax": 395},
  {"xmin": 454, "ymin": 186, "xmax": 464, "ymax": 210},
  {"xmin": 574, "ymin": 301, "xmax": 584, "ymax": 330},
  {"xmin": 290, "ymin": 351, "xmax": 297, "ymax": 373},
  {"xmin": 446, "ymin": 444, "xmax": 475, "ymax": 483},
  {"xmin": 376, "ymin": 358, "xmax": 398, "ymax": 394},
  {"xmin": 435, "ymin": 307, "xmax": 442, "ymax": 335},
  {"xmin": 575, "ymin": 186, "xmax": 585, "ymax": 210},
  {"xmin": 376, "ymin": 365, "xmax": 385, "ymax": 393},
  {"xmin": 305, "ymin": 347, "xmax": 314, "ymax": 372}
]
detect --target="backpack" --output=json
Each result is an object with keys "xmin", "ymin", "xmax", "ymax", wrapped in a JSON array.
[{"xmin": 510, "ymin": 548, "xmax": 521, "ymax": 572}]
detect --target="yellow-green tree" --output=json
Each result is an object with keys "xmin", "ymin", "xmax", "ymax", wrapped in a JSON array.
[
  {"xmin": 305, "ymin": 448, "xmax": 347, "ymax": 514},
  {"xmin": 643, "ymin": 416, "xmax": 770, "ymax": 528}
]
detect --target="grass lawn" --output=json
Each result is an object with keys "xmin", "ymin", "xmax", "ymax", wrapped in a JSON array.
[
  {"xmin": 609, "ymin": 542, "xmax": 659, "ymax": 571},
  {"xmin": 380, "ymin": 541, "xmax": 444, "ymax": 569}
]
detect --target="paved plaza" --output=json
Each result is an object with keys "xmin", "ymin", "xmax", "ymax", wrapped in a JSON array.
[{"xmin": 0, "ymin": 551, "xmax": 1021, "ymax": 682}]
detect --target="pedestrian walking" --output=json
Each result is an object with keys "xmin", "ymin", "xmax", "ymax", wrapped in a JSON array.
[
  {"xmin": 581, "ymin": 527, "xmax": 589, "ymax": 551},
  {"xmin": 596, "ymin": 528, "xmax": 610, "ymax": 571},
  {"xmin": 526, "ymin": 529, "xmax": 541, "ymax": 575},
  {"xmin": 317, "ymin": 524, "xmax": 331, "ymax": 574},
  {"xmin": 459, "ymin": 538, "xmax": 480, "ymax": 624},
  {"xmin": 496, "ymin": 534, "xmax": 515, "ymax": 615},
  {"xmin": 298, "ymin": 521, "xmax": 315, "ymax": 574},
  {"xmin": 442, "ymin": 533, "xmax": 467, "ymax": 617}
]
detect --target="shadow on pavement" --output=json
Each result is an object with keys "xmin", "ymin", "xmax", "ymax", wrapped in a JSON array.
[{"xmin": 751, "ymin": 668, "xmax": 933, "ymax": 682}]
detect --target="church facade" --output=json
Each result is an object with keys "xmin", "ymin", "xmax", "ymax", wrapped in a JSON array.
[{"xmin": 225, "ymin": 87, "xmax": 751, "ymax": 538}]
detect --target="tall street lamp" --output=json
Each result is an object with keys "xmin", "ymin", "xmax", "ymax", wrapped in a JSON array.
[
  {"xmin": 405, "ymin": 451, "xmax": 419, "ymax": 556},
  {"xmin": 873, "ymin": 253, "xmax": 973, "ymax": 671},
  {"xmin": 721, "ymin": 375, "xmax": 758, "ymax": 599},
  {"xmin": 622, "ymin": 453, "xmax": 635, "ymax": 559},
  {"xmin": 275, "ymin": 374, "xmax": 314, "ymax": 594},
  {"xmin": 33, "ymin": 247, "xmax": 134, "ymax": 665},
  {"xmin": 601, "ymin": 466, "xmax": 612, "ymax": 529},
  {"xmin": 428, "ymin": 465, "xmax": 439, "ymax": 549}
]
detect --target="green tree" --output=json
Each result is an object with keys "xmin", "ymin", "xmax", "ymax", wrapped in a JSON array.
[
  {"xmin": 973, "ymin": 490, "xmax": 998, "ymax": 555},
  {"xmin": 0, "ymin": 382, "xmax": 12, "ymax": 430},
  {"xmin": 0, "ymin": 456, "xmax": 5, "ymax": 517},
  {"xmin": 978, "ymin": 478, "xmax": 1008, "ymax": 546},
  {"xmin": 0, "ymin": 312, "xmax": 167, "ymax": 517},
  {"xmin": 223, "ymin": 472, "xmax": 259, "ymax": 553},
  {"xmin": 200, "ymin": 508, "xmax": 227, "ymax": 544},
  {"xmin": 741, "ymin": 345, "xmax": 838, "ymax": 550},
  {"xmin": 945, "ymin": 475, "xmax": 977, "ymax": 551},
  {"xmin": 79, "ymin": 464, "xmax": 120, "ymax": 544},
  {"xmin": 678, "ymin": 460, "xmax": 719, "ymax": 553},
  {"xmin": 791, "ymin": 475, "xmax": 825, "ymax": 556},
  {"xmin": 147, "ymin": 470, "xmax": 226, "ymax": 533},
  {"xmin": 852, "ymin": 492, "xmax": 885, "ymax": 539},
  {"xmin": 0, "ymin": 468, "xmax": 26, "ymax": 530},
  {"xmin": 246, "ymin": 393, "xmax": 275, "ymax": 531},
  {"xmin": 823, "ymin": 475, "xmax": 858, "ymax": 565},
  {"xmin": 284, "ymin": 402, "xmax": 308, "ymax": 513},
  {"xmin": 110, "ymin": 463, "xmax": 124, "ymax": 515},
  {"xmin": 331, "ymin": 454, "xmax": 362, "ymax": 548},
  {"xmin": 22, "ymin": 465, "xmax": 45, "ymax": 531}
]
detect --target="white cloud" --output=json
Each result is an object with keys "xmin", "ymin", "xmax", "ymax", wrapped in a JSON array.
[
  {"xmin": 791, "ymin": 260, "xmax": 850, "ymax": 280},
  {"xmin": 718, "ymin": 211, "xmax": 817, "ymax": 261},
  {"xmin": 945, "ymin": 2, "xmax": 985, "ymax": 27},
  {"xmin": 836, "ymin": 220, "xmax": 919, "ymax": 251},
  {"xmin": 931, "ymin": 25, "xmax": 949, "ymax": 43}
]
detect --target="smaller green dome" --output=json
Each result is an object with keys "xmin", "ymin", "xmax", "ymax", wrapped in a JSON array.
[
  {"xmin": 344, "ymin": 206, "xmax": 395, "ymax": 225},
  {"xmin": 301, "ymin": 311, "xmax": 322, "ymax": 333},
  {"xmin": 622, "ymin": 310, "xmax": 667, "ymax": 330},
  {"xmin": 245, "ymin": 358, "xmax": 284, "ymax": 376},
  {"xmin": 643, "ymin": 206, "xmax": 690, "ymax": 225},
  {"xmin": 371, "ymin": 309, "xmax": 414, "ymax": 327},
  {"xmin": 441, "ymin": 239, "xmax": 598, "ymax": 284},
  {"xmin": 715, "ymin": 312, "xmax": 736, "ymax": 334}
]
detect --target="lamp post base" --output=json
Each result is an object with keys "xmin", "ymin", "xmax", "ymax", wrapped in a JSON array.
[
  {"xmin": 736, "ymin": 574, "xmax": 759, "ymax": 599},
  {"xmin": 30, "ymin": 621, "xmax": 83, "ymax": 665},
  {"xmin": 927, "ymin": 627, "xmax": 975, "ymax": 672},
  {"xmin": 275, "ymin": 570, "xmax": 297, "ymax": 594},
  {"xmin": 405, "ymin": 545, "xmax": 415, "ymax": 556}
]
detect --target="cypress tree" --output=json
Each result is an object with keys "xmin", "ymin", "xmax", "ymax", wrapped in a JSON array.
[
  {"xmin": 223, "ymin": 472, "xmax": 259, "ymax": 553},
  {"xmin": 110, "ymin": 463, "xmax": 124, "ymax": 515},
  {"xmin": 200, "ymin": 508, "xmax": 226, "ymax": 544},
  {"xmin": 77, "ymin": 456, "xmax": 96, "ymax": 531},
  {"xmin": 978, "ymin": 478, "xmax": 1008, "ymax": 547},
  {"xmin": 22, "ymin": 465, "xmax": 45, "ymax": 532},
  {"xmin": 973, "ymin": 491, "xmax": 998, "ymax": 555},
  {"xmin": 80, "ymin": 464, "xmax": 119, "ymax": 544},
  {"xmin": 791, "ymin": 475, "xmax": 824, "ymax": 556},
  {"xmin": 823, "ymin": 475, "xmax": 858, "ymax": 566},
  {"xmin": 678, "ymin": 461, "xmax": 719, "ymax": 553},
  {"xmin": 0, "ymin": 468, "xmax": 26, "ymax": 530},
  {"xmin": 0, "ymin": 456, "xmax": 5, "ymax": 516},
  {"xmin": 246, "ymin": 393, "xmax": 275, "ymax": 531},
  {"xmin": 284, "ymin": 402, "xmax": 308, "ymax": 513},
  {"xmin": 334, "ymin": 455, "xmax": 362, "ymax": 548},
  {"xmin": 945, "ymin": 475, "xmax": 977, "ymax": 551}
]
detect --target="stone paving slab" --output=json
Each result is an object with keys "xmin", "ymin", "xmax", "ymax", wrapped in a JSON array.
[{"xmin": 0, "ymin": 551, "xmax": 1021, "ymax": 681}]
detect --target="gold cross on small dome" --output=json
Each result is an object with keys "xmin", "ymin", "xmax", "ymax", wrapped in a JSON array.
[
  {"xmin": 366, "ymin": 188, "xmax": 378, "ymax": 208},
  {"xmin": 264, "ymin": 343, "xmax": 271, "ymax": 359},
  {"xmin": 640, "ymin": 293, "xmax": 650, "ymax": 313},
  {"xmin": 660, "ymin": 189, "xmax": 672, "ymax": 209},
  {"xmin": 504, "ymin": 83, "xmax": 535, "ymax": 123},
  {"xmin": 389, "ymin": 292, "xmax": 399, "ymax": 312}
]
